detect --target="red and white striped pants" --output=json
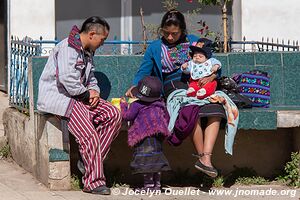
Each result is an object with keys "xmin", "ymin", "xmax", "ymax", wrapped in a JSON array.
[{"xmin": 67, "ymin": 99, "xmax": 122, "ymax": 190}]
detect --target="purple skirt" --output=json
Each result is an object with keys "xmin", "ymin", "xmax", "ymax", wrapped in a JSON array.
[
  {"xmin": 168, "ymin": 103, "xmax": 226, "ymax": 146},
  {"xmin": 131, "ymin": 136, "xmax": 171, "ymax": 174}
]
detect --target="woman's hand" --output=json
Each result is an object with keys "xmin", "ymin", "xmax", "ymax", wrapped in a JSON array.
[
  {"xmin": 198, "ymin": 73, "xmax": 217, "ymax": 87},
  {"xmin": 211, "ymin": 64, "xmax": 220, "ymax": 73},
  {"xmin": 181, "ymin": 63, "xmax": 188, "ymax": 70},
  {"xmin": 125, "ymin": 86, "xmax": 136, "ymax": 98},
  {"xmin": 89, "ymin": 90, "xmax": 100, "ymax": 107}
]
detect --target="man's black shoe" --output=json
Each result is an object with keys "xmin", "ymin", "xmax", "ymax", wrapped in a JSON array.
[{"xmin": 83, "ymin": 185, "xmax": 111, "ymax": 195}]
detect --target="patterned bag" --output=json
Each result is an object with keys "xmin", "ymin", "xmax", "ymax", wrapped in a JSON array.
[{"xmin": 233, "ymin": 70, "xmax": 270, "ymax": 107}]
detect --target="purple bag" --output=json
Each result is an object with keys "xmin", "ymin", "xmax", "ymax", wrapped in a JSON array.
[{"xmin": 233, "ymin": 70, "xmax": 270, "ymax": 107}]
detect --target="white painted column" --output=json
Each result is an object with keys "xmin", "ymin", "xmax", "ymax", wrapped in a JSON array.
[
  {"xmin": 232, "ymin": 0, "xmax": 242, "ymax": 41},
  {"xmin": 10, "ymin": 0, "xmax": 55, "ymax": 40},
  {"xmin": 121, "ymin": 0, "xmax": 132, "ymax": 54},
  {"xmin": 231, "ymin": 0, "xmax": 248, "ymax": 51}
]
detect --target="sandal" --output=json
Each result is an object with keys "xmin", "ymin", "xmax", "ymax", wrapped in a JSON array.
[{"xmin": 193, "ymin": 153, "xmax": 218, "ymax": 178}]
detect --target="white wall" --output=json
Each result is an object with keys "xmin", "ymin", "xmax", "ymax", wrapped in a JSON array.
[
  {"xmin": 240, "ymin": 0, "xmax": 300, "ymax": 42},
  {"xmin": 10, "ymin": 0, "xmax": 55, "ymax": 40}
]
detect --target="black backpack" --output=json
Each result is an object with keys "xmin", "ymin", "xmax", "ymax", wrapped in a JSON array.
[{"xmin": 217, "ymin": 76, "xmax": 252, "ymax": 108}]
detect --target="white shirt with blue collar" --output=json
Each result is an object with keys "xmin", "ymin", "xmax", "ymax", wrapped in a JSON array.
[{"xmin": 182, "ymin": 58, "xmax": 221, "ymax": 80}]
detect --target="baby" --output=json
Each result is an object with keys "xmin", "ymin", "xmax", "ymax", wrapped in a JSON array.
[{"xmin": 181, "ymin": 39, "xmax": 221, "ymax": 99}]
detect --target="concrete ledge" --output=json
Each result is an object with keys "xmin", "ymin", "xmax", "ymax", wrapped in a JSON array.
[
  {"xmin": 35, "ymin": 113, "xmax": 71, "ymax": 190},
  {"xmin": 49, "ymin": 161, "xmax": 71, "ymax": 190},
  {"xmin": 49, "ymin": 148, "xmax": 69, "ymax": 162},
  {"xmin": 277, "ymin": 111, "xmax": 300, "ymax": 128},
  {"xmin": 239, "ymin": 109, "xmax": 277, "ymax": 130},
  {"xmin": 3, "ymin": 108, "xmax": 36, "ymax": 174},
  {"xmin": 3, "ymin": 108, "xmax": 71, "ymax": 190}
]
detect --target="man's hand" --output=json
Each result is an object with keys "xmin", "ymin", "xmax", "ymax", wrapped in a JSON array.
[
  {"xmin": 125, "ymin": 86, "xmax": 136, "ymax": 98},
  {"xmin": 198, "ymin": 73, "xmax": 217, "ymax": 87},
  {"xmin": 89, "ymin": 90, "xmax": 100, "ymax": 107}
]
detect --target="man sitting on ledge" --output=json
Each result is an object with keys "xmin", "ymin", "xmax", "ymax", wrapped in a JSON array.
[{"xmin": 37, "ymin": 16, "xmax": 122, "ymax": 195}]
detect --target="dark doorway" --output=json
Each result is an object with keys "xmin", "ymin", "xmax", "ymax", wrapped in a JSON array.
[{"xmin": 0, "ymin": 0, "xmax": 7, "ymax": 92}]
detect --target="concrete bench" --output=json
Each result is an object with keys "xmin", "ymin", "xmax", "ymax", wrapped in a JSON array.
[
  {"xmin": 4, "ymin": 52, "xmax": 300, "ymax": 190},
  {"xmin": 31, "ymin": 52, "xmax": 300, "ymax": 130}
]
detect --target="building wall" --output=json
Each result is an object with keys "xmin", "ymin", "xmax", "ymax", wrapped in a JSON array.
[
  {"xmin": 10, "ymin": 0, "xmax": 55, "ymax": 40},
  {"xmin": 102, "ymin": 129, "xmax": 295, "ymax": 183},
  {"xmin": 55, "ymin": 0, "xmax": 231, "ymax": 41},
  {"xmin": 132, "ymin": 1, "xmax": 232, "ymax": 41},
  {"xmin": 55, "ymin": 0, "xmax": 121, "ymax": 40},
  {"xmin": 239, "ymin": 0, "xmax": 300, "ymax": 41},
  {"xmin": 8, "ymin": 0, "xmax": 299, "ymax": 49},
  {"xmin": 7, "ymin": 0, "xmax": 231, "ymax": 43}
]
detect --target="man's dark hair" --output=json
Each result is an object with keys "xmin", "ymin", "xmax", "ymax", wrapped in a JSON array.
[
  {"xmin": 160, "ymin": 9, "xmax": 187, "ymax": 34},
  {"xmin": 80, "ymin": 16, "xmax": 110, "ymax": 34}
]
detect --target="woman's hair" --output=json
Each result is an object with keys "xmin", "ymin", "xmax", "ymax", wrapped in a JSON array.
[
  {"xmin": 80, "ymin": 16, "xmax": 110, "ymax": 34},
  {"xmin": 160, "ymin": 9, "xmax": 187, "ymax": 34}
]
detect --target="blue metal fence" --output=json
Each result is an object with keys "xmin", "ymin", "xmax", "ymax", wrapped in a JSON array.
[
  {"xmin": 32, "ymin": 38, "xmax": 153, "ymax": 56},
  {"xmin": 10, "ymin": 37, "xmax": 41, "ymax": 113}
]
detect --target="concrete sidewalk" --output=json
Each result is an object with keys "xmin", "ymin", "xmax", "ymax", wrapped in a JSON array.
[
  {"xmin": 0, "ymin": 92, "xmax": 299, "ymax": 200},
  {"xmin": 0, "ymin": 159, "xmax": 299, "ymax": 200}
]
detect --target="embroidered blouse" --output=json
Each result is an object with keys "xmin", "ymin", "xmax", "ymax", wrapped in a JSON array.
[{"xmin": 161, "ymin": 36, "xmax": 191, "ymax": 73}]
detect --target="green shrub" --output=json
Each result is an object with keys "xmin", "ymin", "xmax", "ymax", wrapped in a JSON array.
[
  {"xmin": 212, "ymin": 176, "xmax": 224, "ymax": 187},
  {"xmin": 276, "ymin": 152, "xmax": 300, "ymax": 187},
  {"xmin": 70, "ymin": 175, "xmax": 81, "ymax": 190},
  {"xmin": 235, "ymin": 176, "xmax": 269, "ymax": 185}
]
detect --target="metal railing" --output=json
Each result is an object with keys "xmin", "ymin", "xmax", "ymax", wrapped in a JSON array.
[
  {"xmin": 228, "ymin": 37, "xmax": 299, "ymax": 52},
  {"xmin": 32, "ymin": 37, "xmax": 153, "ymax": 56},
  {"xmin": 33, "ymin": 36, "xmax": 300, "ymax": 56},
  {"xmin": 10, "ymin": 36, "xmax": 41, "ymax": 113},
  {"xmin": 97, "ymin": 40, "xmax": 152, "ymax": 55}
]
